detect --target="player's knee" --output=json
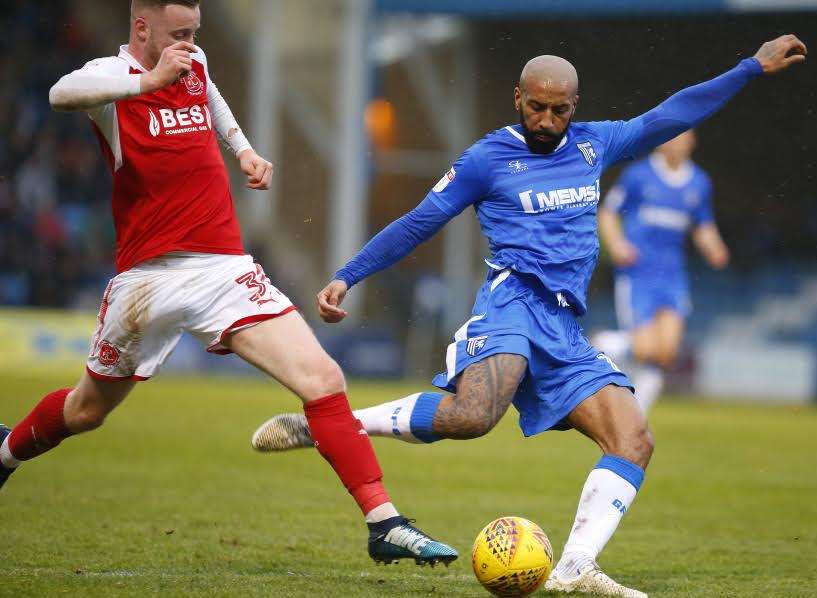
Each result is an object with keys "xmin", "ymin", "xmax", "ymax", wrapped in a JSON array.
[
  {"xmin": 65, "ymin": 402, "xmax": 109, "ymax": 433},
  {"xmin": 631, "ymin": 333, "xmax": 655, "ymax": 363},
  {"xmin": 654, "ymin": 346, "xmax": 678, "ymax": 369},
  {"xmin": 302, "ymin": 357, "xmax": 346, "ymax": 400},
  {"xmin": 455, "ymin": 412, "xmax": 499, "ymax": 439}
]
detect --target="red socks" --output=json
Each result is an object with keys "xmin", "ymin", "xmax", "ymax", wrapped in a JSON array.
[
  {"xmin": 9, "ymin": 390, "xmax": 391, "ymax": 515},
  {"xmin": 304, "ymin": 392, "xmax": 390, "ymax": 514},
  {"xmin": 8, "ymin": 388, "xmax": 73, "ymax": 461}
]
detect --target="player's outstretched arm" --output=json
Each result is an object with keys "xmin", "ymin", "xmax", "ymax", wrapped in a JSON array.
[
  {"xmin": 317, "ymin": 146, "xmax": 485, "ymax": 323},
  {"xmin": 50, "ymin": 42, "xmax": 196, "ymax": 112},
  {"xmin": 315, "ymin": 196, "xmax": 453, "ymax": 323},
  {"xmin": 607, "ymin": 35, "xmax": 807, "ymax": 163}
]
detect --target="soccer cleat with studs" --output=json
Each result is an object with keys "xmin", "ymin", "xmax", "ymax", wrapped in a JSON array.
[
  {"xmin": 251, "ymin": 413, "xmax": 314, "ymax": 452},
  {"xmin": 544, "ymin": 561, "xmax": 647, "ymax": 597},
  {"xmin": 368, "ymin": 516, "xmax": 458, "ymax": 567},
  {"xmin": 0, "ymin": 425, "xmax": 15, "ymax": 491}
]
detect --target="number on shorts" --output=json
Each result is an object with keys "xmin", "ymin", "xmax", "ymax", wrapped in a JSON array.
[{"xmin": 235, "ymin": 265, "xmax": 280, "ymax": 306}]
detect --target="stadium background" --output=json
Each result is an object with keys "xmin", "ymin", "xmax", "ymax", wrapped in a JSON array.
[{"xmin": 2, "ymin": 0, "xmax": 815, "ymax": 400}]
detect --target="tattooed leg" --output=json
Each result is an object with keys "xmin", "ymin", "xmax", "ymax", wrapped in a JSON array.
[
  {"xmin": 432, "ymin": 353, "xmax": 528, "ymax": 439},
  {"xmin": 250, "ymin": 353, "xmax": 527, "ymax": 449}
]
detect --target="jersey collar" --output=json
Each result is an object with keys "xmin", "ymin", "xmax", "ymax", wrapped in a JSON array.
[
  {"xmin": 505, "ymin": 124, "xmax": 569, "ymax": 153},
  {"xmin": 118, "ymin": 45, "xmax": 150, "ymax": 73},
  {"xmin": 649, "ymin": 153, "xmax": 694, "ymax": 188}
]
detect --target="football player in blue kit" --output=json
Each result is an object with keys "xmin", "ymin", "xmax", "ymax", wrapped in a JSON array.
[
  {"xmin": 595, "ymin": 130, "xmax": 729, "ymax": 414},
  {"xmin": 253, "ymin": 35, "xmax": 806, "ymax": 596}
]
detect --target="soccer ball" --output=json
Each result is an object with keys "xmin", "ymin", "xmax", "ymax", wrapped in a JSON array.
[{"xmin": 471, "ymin": 516, "xmax": 554, "ymax": 597}]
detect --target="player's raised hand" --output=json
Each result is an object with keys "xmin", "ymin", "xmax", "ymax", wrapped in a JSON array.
[
  {"xmin": 317, "ymin": 279, "xmax": 349, "ymax": 323},
  {"xmin": 141, "ymin": 42, "xmax": 196, "ymax": 93},
  {"xmin": 754, "ymin": 34, "xmax": 807, "ymax": 74},
  {"xmin": 239, "ymin": 149, "xmax": 273, "ymax": 190}
]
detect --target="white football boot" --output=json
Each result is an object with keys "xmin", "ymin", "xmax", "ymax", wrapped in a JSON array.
[
  {"xmin": 251, "ymin": 413, "xmax": 314, "ymax": 451},
  {"xmin": 544, "ymin": 561, "xmax": 647, "ymax": 597}
]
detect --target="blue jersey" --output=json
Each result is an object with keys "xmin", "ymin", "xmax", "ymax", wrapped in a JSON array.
[
  {"xmin": 605, "ymin": 155, "xmax": 713, "ymax": 278},
  {"xmin": 428, "ymin": 122, "xmax": 647, "ymax": 315},
  {"xmin": 334, "ymin": 58, "xmax": 762, "ymax": 319}
]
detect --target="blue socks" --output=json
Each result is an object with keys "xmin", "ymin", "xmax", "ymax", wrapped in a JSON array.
[
  {"xmin": 595, "ymin": 454, "xmax": 645, "ymax": 491},
  {"xmin": 408, "ymin": 392, "xmax": 444, "ymax": 443}
]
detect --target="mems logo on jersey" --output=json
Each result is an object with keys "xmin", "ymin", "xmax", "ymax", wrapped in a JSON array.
[{"xmin": 147, "ymin": 105, "xmax": 212, "ymax": 138}]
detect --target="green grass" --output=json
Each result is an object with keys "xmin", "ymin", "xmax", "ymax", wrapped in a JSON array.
[{"xmin": 2, "ymin": 371, "xmax": 816, "ymax": 597}]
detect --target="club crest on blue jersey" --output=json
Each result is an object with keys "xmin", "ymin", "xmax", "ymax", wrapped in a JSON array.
[
  {"xmin": 466, "ymin": 336, "xmax": 488, "ymax": 356},
  {"xmin": 508, "ymin": 159, "xmax": 528, "ymax": 173},
  {"xmin": 577, "ymin": 141, "xmax": 597, "ymax": 166}
]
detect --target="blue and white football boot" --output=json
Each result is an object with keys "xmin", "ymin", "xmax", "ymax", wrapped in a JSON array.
[{"xmin": 368, "ymin": 516, "xmax": 458, "ymax": 567}]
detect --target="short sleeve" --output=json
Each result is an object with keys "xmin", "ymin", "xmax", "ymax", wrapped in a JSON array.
[{"xmin": 427, "ymin": 145, "xmax": 488, "ymax": 217}]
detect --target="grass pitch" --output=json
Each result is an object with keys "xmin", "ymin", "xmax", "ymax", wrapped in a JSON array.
[{"xmin": 2, "ymin": 371, "xmax": 816, "ymax": 597}]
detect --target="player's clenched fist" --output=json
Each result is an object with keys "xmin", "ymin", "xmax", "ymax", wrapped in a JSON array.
[
  {"xmin": 239, "ymin": 149, "xmax": 274, "ymax": 190},
  {"xmin": 754, "ymin": 34, "xmax": 807, "ymax": 74},
  {"xmin": 317, "ymin": 279, "xmax": 349, "ymax": 323},
  {"xmin": 141, "ymin": 41, "xmax": 196, "ymax": 94}
]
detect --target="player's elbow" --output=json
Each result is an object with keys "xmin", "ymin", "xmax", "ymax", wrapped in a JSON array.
[
  {"xmin": 49, "ymin": 79, "xmax": 81, "ymax": 112},
  {"xmin": 49, "ymin": 83, "xmax": 71, "ymax": 112}
]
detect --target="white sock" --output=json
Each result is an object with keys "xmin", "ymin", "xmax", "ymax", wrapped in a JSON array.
[
  {"xmin": 0, "ymin": 435, "xmax": 20, "ymax": 469},
  {"xmin": 593, "ymin": 329, "xmax": 632, "ymax": 363},
  {"xmin": 364, "ymin": 501, "xmax": 400, "ymax": 523},
  {"xmin": 353, "ymin": 393, "xmax": 424, "ymax": 444},
  {"xmin": 554, "ymin": 456, "xmax": 643, "ymax": 580},
  {"xmin": 633, "ymin": 365, "xmax": 664, "ymax": 414}
]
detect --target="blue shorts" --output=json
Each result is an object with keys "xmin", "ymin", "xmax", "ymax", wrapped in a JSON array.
[
  {"xmin": 432, "ymin": 269, "xmax": 633, "ymax": 437},
  {"xmin": 614, "ymin": 271, "xmax": 690, "ymax": 330}
]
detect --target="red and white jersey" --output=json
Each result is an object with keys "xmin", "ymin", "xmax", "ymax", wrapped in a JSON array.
[{"xmin": 84, "ymin": 46, "xmax": 244, "ymax": 272}]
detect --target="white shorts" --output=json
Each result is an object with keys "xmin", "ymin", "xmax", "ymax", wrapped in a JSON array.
[{"xmin": 87, "ymin": 253, "xmax": 295, "ymax": 381}]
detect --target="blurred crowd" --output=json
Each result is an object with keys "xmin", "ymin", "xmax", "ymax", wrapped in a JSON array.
[
  {"xmin": 0, "ymin": 1, "xmax": 114, "ymax": 309},
  {"xmin": 2, "ymin": 2, "xmax": 814, "ymax": 317}
]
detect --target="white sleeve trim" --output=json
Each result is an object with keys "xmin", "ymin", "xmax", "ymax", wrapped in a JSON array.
[
  {"xmin": 195, "ymin": 47, "xmax": 253, "ymax": 157},
  {"xmin": 49, "ymin": 56, "xmax": 140, "ymax": 113}
]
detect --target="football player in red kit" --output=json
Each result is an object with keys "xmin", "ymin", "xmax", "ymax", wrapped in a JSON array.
[{"xmin": 0, "ymin": 0, "xmax": 457, "ymax": 566}]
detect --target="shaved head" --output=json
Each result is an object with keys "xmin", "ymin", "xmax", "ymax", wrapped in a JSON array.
[
  {"xmin": 514, "ymin": 55, "xmax": 580, "ymax": 153},
  {"xmin": 519, "ymin": 55, "xmax": 579, "ymax": 96}
]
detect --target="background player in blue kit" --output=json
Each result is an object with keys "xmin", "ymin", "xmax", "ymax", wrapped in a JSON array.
[
  {"xmin": 253, "ymin": 35, "xmax": 806, "ymax": 596},
  {"xmin": 595, "ymin": 130, "xmax": 730, "ymax": 414}
]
